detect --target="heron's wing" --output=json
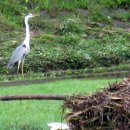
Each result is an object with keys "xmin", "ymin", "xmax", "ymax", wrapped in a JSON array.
[{"xmin": 7, "ymin": 44, "xmax": 26, "ymax": 68}]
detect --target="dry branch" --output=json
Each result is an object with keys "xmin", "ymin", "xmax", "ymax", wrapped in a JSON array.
[
  {"xmin": 0, "ymin": 94, "xmax": 67, "ymax": 101},
  {"xmin": 64, "ymin": 78, "xmax": 130, "ymax": 130}
]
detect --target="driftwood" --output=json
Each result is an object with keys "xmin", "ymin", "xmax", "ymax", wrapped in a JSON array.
[
  {"xmin": 0, "ymin": 94, "xmax": 67, "ymax": 101},
  {"xmin": 63, "ymin": 78, "xmax": 130, "ymax": 130}
]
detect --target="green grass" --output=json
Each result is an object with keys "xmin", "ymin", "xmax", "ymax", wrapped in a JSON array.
[
  {"xmin": 1, "ymin": 6, "xmax": 130, "ymax": 75},
  {"xmin": 0, "ymin": 78, "xmax": 121, "ymax": 130}
]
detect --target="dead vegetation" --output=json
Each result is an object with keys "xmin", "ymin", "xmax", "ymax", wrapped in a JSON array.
[{"xmin": 64, "ymin": 78, "xmax": 130, "ymax": 130}]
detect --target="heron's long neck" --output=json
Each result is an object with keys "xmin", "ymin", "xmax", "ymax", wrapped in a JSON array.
[{"xmin": 24, "ymin": 18, "xmax": 30, "ymax": 45}]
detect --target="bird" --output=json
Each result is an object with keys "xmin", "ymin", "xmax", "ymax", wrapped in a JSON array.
[{"xmin": 7, "ymin": 13, "xmax": 39, "ymax": 74}]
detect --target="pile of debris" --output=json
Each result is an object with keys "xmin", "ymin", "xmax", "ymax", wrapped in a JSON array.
[{"xmin": 64, "ymin": 78, "xmax": 130, "ymax": 130}]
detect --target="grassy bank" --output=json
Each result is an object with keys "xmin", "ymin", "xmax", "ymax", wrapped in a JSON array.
[
  {"xmin": 1, "ymin": 1, "xmax": 130, "ymax": 76},
  {"xmin": 1, "ymin": 15, "xmax": 130, "ymax": 75}
]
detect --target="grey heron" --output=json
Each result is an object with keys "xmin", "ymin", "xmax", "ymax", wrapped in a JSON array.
[{"xmin": 7, "ymin": 13, "xmax": 39, "ymax": 74}]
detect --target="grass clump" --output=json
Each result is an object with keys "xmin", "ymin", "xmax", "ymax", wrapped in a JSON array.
[{"xmin": 58, "ymin": 18, "xmax": 84, "ymax": 35}]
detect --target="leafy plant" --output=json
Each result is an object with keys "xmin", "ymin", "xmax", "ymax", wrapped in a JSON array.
[{"xmin": 59, "ymin": 18, "xmax": 84, "ymax": 34}]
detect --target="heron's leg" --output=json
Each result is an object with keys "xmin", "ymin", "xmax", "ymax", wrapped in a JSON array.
[
  {"xmin": 21, "ymin": 58, "xmax": 25, "ymax": 75},
  {"xmin": 17, "ymin": 60, "xmax": 21, "ymax": 74}
]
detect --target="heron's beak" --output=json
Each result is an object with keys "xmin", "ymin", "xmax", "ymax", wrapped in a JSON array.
[{"xmin": 32, "ymin": 14, "xmax": 39, "ymax": 17}]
